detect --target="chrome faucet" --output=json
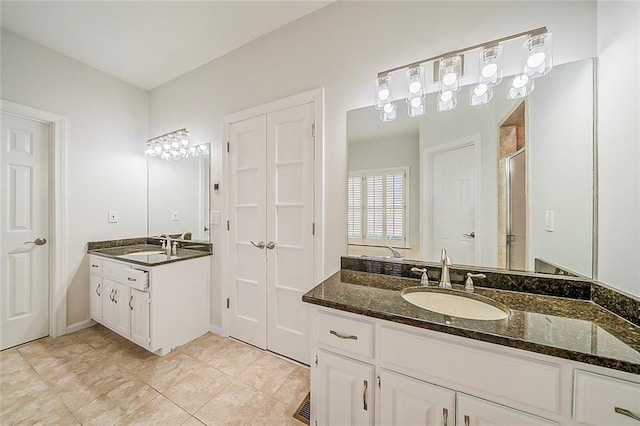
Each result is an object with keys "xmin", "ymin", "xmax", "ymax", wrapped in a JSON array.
[
  {"xmin": 386, "ymin": 246, "xmax": 402, "ymax": 258},
  {"xmin": 439, "ymin": 248, "xmax": 452, "ymax": 288},
  {"xmin": 160, "ymin": 234, "xmax": 172, "ymax": 255}
]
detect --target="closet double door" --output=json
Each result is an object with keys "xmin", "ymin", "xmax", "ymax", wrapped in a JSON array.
[{"xmin": 228, "ymin": 102, "xmax": 315, "ymax": 365}]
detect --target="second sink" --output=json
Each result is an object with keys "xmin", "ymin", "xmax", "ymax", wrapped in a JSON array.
[{"xmin": 401, "ymin": 287, "xmax": 510, "ymax": 321}]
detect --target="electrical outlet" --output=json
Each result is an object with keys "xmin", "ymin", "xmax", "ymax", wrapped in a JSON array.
[
  {"xmin": 171, "ymin": 211, "xmax": 179, "ymax": 221},
  {"xmin": 108, "ymin": 211, "xmax": 118, "ymax": 223},
  {"xmin": 545, "ymin": 211, "xmax": 554, "ymax": 232}
]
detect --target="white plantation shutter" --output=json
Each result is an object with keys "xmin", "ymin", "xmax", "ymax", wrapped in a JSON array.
[
  {"xmin": 347, "ymin": 175, "xmax": 362, "ymax": 242},
  {"xmin": 347, "ymin": 168, "xmax": 407, "ymax": 247}
]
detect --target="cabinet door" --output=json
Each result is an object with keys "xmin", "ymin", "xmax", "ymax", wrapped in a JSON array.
[
  {"xmin": 317, "ymin": 349, "xmax": 374, "ymax": 426},
  {"xmin": 130, "ymin": 288, "xmax": 150, "ymax": 349},
  {"xmin": 378, "ymin": 370, "xmax": 455, "ymax": 426},
  {"xmin": 111, "ymin": 282, "xmax": 131, "ymax": 337},
  {"xmin": 101, "ymin": 279, "xmax": 117, "ymax": 330},
  {"xmin": 456, "ymin": 394, "xmax": 557, "ymax": 426},
  {"xmin": 89, "ymin": 275, "xmax": 102, "ymax": 322}
]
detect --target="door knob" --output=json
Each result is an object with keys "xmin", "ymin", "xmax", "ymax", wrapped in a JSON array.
[
  {"xmin": 24, "ymin": 238, "xmax": 47, "ymax": 246},
  {"xmin": 462, "ymin": 232, "xmax": 475, "ymax": 239},
  {"xmin": 266, "ymin": 241, "xmax": 276, "ymax": 250},
  {"xmin": 250, "ymin": 241, "xmax": 265, "ymax": 249}
]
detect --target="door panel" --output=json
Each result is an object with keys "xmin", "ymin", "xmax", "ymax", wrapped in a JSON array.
[
  {"xmin": 456, "ymin": 394, "xmax": 557, "ymax": 426},
  {"xmin": 228, "ymin": 115, "xmax": 268, "ymax": 349},
  {"xmin": 266, "ymin": 103, "xmax": 315, "ymax": 364},
  {"xmin": 430, "ymin": 143, "xmax": 476, "ymax": 265},
  {"xmin": 507, "ymin": 150, "xmax": 527, "ymax": 270},
  {"xmin": 1, "ymin": 113, "xmax": 50, "ymax": 350},
  {"xmin": 130, "ymin": 288, "xmax": 150, "ymax": 348}
]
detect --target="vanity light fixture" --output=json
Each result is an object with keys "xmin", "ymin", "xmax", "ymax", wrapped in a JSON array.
[
  {"xmin": 374, "ymin": 26, "xmax": 551, "ymax": 121},
  {"xmin": 144, "ymin": 128, "xmax": 208, "ymax": 160}
]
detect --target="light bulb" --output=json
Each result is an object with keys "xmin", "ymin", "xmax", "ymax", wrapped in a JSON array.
[
  {"xmin": 442, "ymin": 72, "xmax": 457, "ymax": 86},
  {"xmin": 527, "ymin": 52, "xmax": 546, "ymax": 69},
  {"xmin": 408, "ymin": 81, "xmax": 421, "ymax": 94},
  {"xmin": 383, "ymin": 103, "xmax": 394, "ymax": 113},
  {"xmin": 474, "ymin": 84, "xmax": 488, "ymax": 96},
  {"xmin": 512, "ymin": 74, "xmax": 529, "ymax": 89},
  {"xmin": 410, "ymin": 97, "xmax": 422, "ymax": 108},
  {"xmin": 375, "ymin": 76, "xmax": 392, "ymax": 110},
  {"xmin": 481, "ymin": 63, "xmax": 498, "ymax": 78},
  {"xmin": 378, "ymin": 88, "xmax": 390, "ymax": 101},
  {"xmin": 163, "ymin": 143, "xmax": 171, "ymax": 150},
  {"xmin": 188, "ymin": 146, "xmax": 197, "ymax": 155},
  {"xmin": 441, "ymin": 91, "xmax": 453, "ymax": 102},
  {"xmin": 171, "ymin": 141, "xmax": 180, "ymax": 149},
  {"xmin": 154, "ymin": 146, "xmax": 162, "ymax": 153},
  {"xmin": 181, "ymin": 138, "xmax": 189, "ymax": 146},
  {"xmin": 199, "ymin": 144, "xmax": 208, "ymax": 152}
]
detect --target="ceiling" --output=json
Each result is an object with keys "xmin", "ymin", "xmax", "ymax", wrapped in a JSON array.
[{"xmin": 1, "ymin": 1, "xmax": 332, "ymax": 90}]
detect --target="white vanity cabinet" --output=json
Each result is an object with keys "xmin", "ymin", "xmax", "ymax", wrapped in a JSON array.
[
  {"xmin": 89, "ymin": 254, "xmax": 209, "ymax": 355},
  {"xmin": 310, "ymin": 307, "xmax": 640, "ymax": 426}
]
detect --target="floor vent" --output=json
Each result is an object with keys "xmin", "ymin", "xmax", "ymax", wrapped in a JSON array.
[{"xmin": 293, "ymin": 392, "xmax": 311, "ymax": 424}]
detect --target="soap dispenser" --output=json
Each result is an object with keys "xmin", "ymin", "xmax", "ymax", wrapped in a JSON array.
[{"xmin": 171, "ymin": 241, "xmax": 178, "ymax": 256}]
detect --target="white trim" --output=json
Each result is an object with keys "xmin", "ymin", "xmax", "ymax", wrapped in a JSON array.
[
  {"xmin": 221, "ymin": 87, "xmax": 324, "ymax": 336},
  {"xmin": 1, "ymin": 100, "xmax": 68, "ymax": 339},
  {"xmin": 209, "ymin": 324, "xmax": 226, "ymax": 337},
  {"xmin": 422, "ymin": 133, "xmax": 482, "ymax": 263},
  {"xmin": 66, "ymin": 319, "xmax": 95, "ymax": 334}
]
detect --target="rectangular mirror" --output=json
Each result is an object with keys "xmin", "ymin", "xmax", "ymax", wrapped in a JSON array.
[
  {"xmin": 347, "ymin": 58, "xmax": 594, "ymax": 278},
  {"xmin": 147, "ymin": 145, "xmax": 210, "ymax": 241}
]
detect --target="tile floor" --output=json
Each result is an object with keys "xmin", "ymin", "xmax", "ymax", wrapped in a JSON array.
[{"xmin": 0, "ymin": 325, "xmax": 310, "ymax": 425}]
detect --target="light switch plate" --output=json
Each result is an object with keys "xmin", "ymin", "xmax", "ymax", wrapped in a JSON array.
[
  {"xmin": 171, "ymin": 211, "xmax": 179, "ymax": 221},
  {"xmin": 545, "ymin": 211, "xmax": 554, "ymax": 232},
  {"xmin": 210, "ymin": 211, "xmax": 220, "ymax": 225},
  {"xmin": 108, "ymin": 211, "xmax": 118, "ymax": 223}
]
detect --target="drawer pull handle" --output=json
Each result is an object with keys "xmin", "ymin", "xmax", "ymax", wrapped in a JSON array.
[
  {"xmin": 129, "ymin": 295, "xmax": 134, "ymax": 311},
  {"xmin": 330, "ymin": 330, "xmax": 358, "ymax": 340},
  {"xmin": 96, "ymin": 283, "xmax": 101, "ymax": 297},
  {"xmin": 110, "ymin": 289, "xmax": 115, "ymax": 302},
  {"xmin": 127, "ymin": 277, "xmax": 137, "ymax": 282},
  {"xmin": 362, "ymin": 380, "xmax": 368, "ymax": 411},
  {"xmin": 615, "ymin": 407, "xmax": 640, "ymax": 422},
  {"xmin": 464, "ymin": 415, "xmax": 470, "ymax": 426},
  {"xmin": 443, "ymin": 408, "xmax": 448, "ymax": 426},
  {"xmin": 113, "ymin": 289, "xmax": 118, "ymax": 304}
]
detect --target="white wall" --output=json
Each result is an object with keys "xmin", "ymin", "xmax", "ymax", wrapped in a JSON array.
[
  {"xmin": 597, "ymin": 1, "xmax": 640, "ymax": 296},
  {"xmin": 1, "ymin": 30, "xmax": 149, "ymax": 327},
  {"xmin": 529, "ymin": 60, "xmax": 594, "ymax": 277},
  {"xmin": 148, "ymin": 1, "xmax": 597, "ymax": 328}
]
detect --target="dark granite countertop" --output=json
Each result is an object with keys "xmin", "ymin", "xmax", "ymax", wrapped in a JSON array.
[
  {"xmin": 88, "ymin": 240, "xmax": 212, "ymax": 267},
  {"xmin": 303, "ymin": 270, "xmax": 640, "ymax": 375}
]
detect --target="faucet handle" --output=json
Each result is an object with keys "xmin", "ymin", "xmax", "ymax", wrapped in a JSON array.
[
  {"xmin": 411, "ymin": 267, "xmax": 429, "ymax": 286},
  {"xmin": 464, "ymin": 273, "xmax": 486, "ymax": 293}
]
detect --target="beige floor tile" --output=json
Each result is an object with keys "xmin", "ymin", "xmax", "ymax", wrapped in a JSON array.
[
  {"xmin": 73, "ymin": 379, "xmax": 159, "ymax": 426},
  {"xmin": 118, "ymin": 394, "xmax": 190, "ymax": 425},
  {"xmin": 237, "ymin": 353, "xmax": 296, "ymax": 395},
  {"xmin": 136, "ymin": 351, "xmax": 206, "ymax": 392},
  {"xmin": 273, "ymin": 366, "xmax": 310, "ymax": 410},
  {"xmin": 162, "ymin": 363, "xmax": 233, "ymax": 414},
  {"xmin": 194, "ymin": 379, "xmax": 272, "ymax": 425},
  {"xmin": 182, "ymin": 416, "xmax": 206, "ymax": 425},
  {"xmin": 1, "ymin": 391, "xmax": 76, "ymax": 425},
  {"xmin": 199, "ymin": 339, "xmax": 263, "ymax": 377},
  {"xmin": 264, "ymin": 400, "xmax": 307, "ymax": 426},
  {"xmin": 0, "ymin": 366, "xmax": 51, "ymax": 417},
  {"xmin": 0, "ymin": 349, "xmax": 31, "ymax": 375}
]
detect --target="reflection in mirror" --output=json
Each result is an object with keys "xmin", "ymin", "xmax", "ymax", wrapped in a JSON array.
[
  {"xmin": 347, "ymin": 59, "xmax": 594, "ymax": 278},
  {"xmin": 148, "ymin": 145, "xmax": 210, "ymax": 241}
]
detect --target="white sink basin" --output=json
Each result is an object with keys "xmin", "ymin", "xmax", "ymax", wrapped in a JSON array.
[
  {"xmin": 126, "ymin": 250, "xmax": 165, "ymax": 256},
  {"xmin": 401, "ymin": 288, "xmax": 510, "ymax": 320}
]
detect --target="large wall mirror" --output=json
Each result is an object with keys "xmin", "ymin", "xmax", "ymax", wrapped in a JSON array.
[
  {"xmin": 347, "ymin": 58, "xmax": 594, "ymax": 278},
  {"xmin": 147, "ymin": 145, "xmax": 210, "ymax": 241}
]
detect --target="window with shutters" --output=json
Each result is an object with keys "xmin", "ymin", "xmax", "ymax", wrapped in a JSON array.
[{"xmin": 348, "ymin": 168, "xmax": 408, "ymax": 247}]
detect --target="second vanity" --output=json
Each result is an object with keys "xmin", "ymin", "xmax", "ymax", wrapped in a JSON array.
[
  {"xmin": 303, "ymin": 257, "xmax": 640, "ymax": 426},
  {"xmin": 87, "ymin": 238, "xmax": 212, "ymax": 356}
]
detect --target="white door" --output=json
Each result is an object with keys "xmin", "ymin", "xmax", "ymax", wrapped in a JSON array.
[
  {"xmin": 101, "ymin": 279, "xmax": 118, "ymax": 331},
  {"xmin": 228, "ymin": 115, "xmax": 268, "ymax": 349},
  {"xmin": 89, "ymin": 275, "xmax": 103, "ymax": 322},
  {"xmin": 429, "ymin": 142, "xmax": 476, "ymax": 265},
  {"xmin": 456, "ymin": 394, "xmax": 557, "ymax": 426},
  {"xmin": 130, "ymin": 288, "xmax": 150, "ymax": 348},
  {"xmin": 112, "ymin": 282, "xmax": 131, "ymax": 337},
  {"xmin": 378, "ymin": 369, "xmax": 455, "ymax": 426},
  {"xmin": 317, "ymin": 349, "xmax": 374, "ymax": 426},
  {"xmin": 507, "ymin": 149, "xmax": 527, "ymax": 270},
  {"xmin": 266, "ymin": 103, "xmax": 315, "ymax": 364},
  {"xmin": 0, "ymin": 113, "xmax": 50, "ymax": 350}
]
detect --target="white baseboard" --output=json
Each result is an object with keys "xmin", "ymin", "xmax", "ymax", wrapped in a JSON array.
[
  {"xmin": 66, "ymin": 319, "xmax": 96, "ymax": 334},
  {"xmin": 209, "ymin": 324, "xmax": 226, "ymax": 337}
]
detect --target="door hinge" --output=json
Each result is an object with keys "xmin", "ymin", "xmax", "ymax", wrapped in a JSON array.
[
  {"xmin": 227, "ymin": 220, "xmax": 230, "ymax": 231},
  {"xmin": 315, "ymin": 354, "xmax": 318, "ymax": 365},
  {"xmin": 312, "ymin": 223, "xmax": 315, "ymax": 235},
  {"xmin": 226, "ymin": 298, "xmax": 230, "ymax": 309},
  {"xmin": 227, "ymin": 142, "xmax": 230, "ymax": 153},
  {"xmin": 312, "ymin": 123, "xmax": 315, "ymax": 139}
]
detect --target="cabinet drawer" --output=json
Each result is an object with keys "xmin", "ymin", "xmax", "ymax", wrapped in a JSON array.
[
  {"xmin": 379, "ymin": 325, "xmax": 561, "ymax": 415},
  {"xmin": 574, "ymin": 370, "xmax": 640, "ymax": 425},
  {"xmin": 102, "ymin": 260, "xmax": 149, "ymax": 290},
  {"xmin": 318, "ymin": 311, "xmax": 373, "ymax": 359},
  {"xmin": 89, "ymin": 256, "xmax": 103, "ymax": 275}
]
